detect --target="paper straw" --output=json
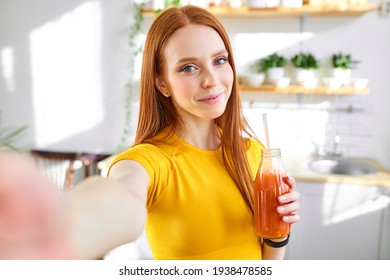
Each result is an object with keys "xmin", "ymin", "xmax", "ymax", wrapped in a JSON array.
[{"xmin": 262, "ymin": 113, "xmax": 270, "ymax": 149}]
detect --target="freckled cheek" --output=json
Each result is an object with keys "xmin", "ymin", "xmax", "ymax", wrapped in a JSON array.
[
  {"xmin": 171, "ymin": 80, "xmax": 198, "ymax": 99},
  {"xmin": 223, "ymin": 68, "xmax": 234, "ymax": 91}
]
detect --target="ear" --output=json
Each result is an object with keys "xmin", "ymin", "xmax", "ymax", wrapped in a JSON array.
[{"xmin": 155, "ymin": 77, "xmax": 168, "ymax": 94}]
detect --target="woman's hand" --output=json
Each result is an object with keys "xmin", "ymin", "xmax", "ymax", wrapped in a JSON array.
[
  {"xmin": 0, "ymin": 153, "xmax": 75, "ymax": 259},
  {"xmin": 277, "ymin": 176, "xmax": 301, "ymax": 224}
]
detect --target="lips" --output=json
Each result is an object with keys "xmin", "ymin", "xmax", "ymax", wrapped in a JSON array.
[{"xmin": 198, "ymin": 93, "xmax": 223, "ymax": 103}]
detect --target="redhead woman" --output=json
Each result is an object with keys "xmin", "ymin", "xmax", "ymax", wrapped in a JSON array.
[
  {"xmin": 0, "ymin": 5, "xmax": 299, "ymax": 260},
  {"xmin": 107, "ymin": 5, "xmax": 300, "ymax": 260}
]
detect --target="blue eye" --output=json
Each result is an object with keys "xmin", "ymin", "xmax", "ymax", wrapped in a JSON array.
[
  {"xmin": 179, "ymin": 65, "xmax": 197, "ymax": 72},
  {"xmin": 215, "ymin": 57, "xmax": 228, "ymax": 65}
]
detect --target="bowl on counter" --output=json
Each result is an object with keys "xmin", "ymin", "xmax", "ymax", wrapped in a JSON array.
[
  {"xmin": 275, "ymin": 77, "xmax": 291, "ymax": 88},
  {"xmin": 350, "ymin": 78, "xmax": 369, "ymax": 90},
  {"xmin": 322, "ymin": 77, "xmax": 342, "ymax": 89},
  {"xmin": 300, "ymin": 78, "xmax": 318, "ymax": 89},
  {"xmin": 239, "ymin": 73, "xmax": 265, "ymax": 87}
]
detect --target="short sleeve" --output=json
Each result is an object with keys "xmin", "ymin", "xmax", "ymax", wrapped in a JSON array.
[{"xmin": 108, "ymin": 144, "xmax": 172, "ymax": 210}]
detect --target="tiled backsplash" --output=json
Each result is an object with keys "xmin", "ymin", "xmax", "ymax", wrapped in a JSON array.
[{"xmin": 242, "ymin": 92, "xmax": 375, "ymax": 158}]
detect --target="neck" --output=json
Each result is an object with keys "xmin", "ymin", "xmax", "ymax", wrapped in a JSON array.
[{"xmin": 176, "ymin": 121, "xmax": 220, "ymax": 150}]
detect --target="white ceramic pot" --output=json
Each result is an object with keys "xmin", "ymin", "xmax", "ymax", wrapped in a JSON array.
[
  {"xmin": 281, "ymin": 0, "xmax": 303, "ymax": 7},
  {"xmin": 267, "ymin": 67, "xmax": 285, "ymax": 84},
  {"xmin": 332, "ymin": 68, "xmax": 352, "ymax": 86},
  {"xmin": 266, "ymin": 0, "xmax": 281, "ymax": 7},
  {"xmin": 276, "ymin": 77, "xmax": 291, "ymax": 88},
  {"xmin": 247, "ymin": 0, "xmax": 267, "ymax": 8},
  {"xmin": 295, "ymin": 68, "xmax": 316, "ymax": 85}
]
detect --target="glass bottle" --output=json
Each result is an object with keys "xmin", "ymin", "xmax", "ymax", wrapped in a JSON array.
[{"xmin": 254, "ymin": 148, "xmax": 290, "ymax": 239}]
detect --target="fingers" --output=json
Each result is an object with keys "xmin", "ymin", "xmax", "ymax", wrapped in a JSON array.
[
  {"xmin": 278, "ymin": 189, "xmax": 300, "ymax": 204},
  {"xmin": 276, "ymin": 199, "xmax": 301, "ymax": 224},
  {"xmin": 277, "ymin": 181, "xmax": 301, "ymax": 224},
  {"xmin": 281, "ymin": 212, "xmax": 300, "ymax": 223},
  {"xmin": 277, "ymin": 201, "xmax": 300, "ymax": 215},
  {"xmin": 0, "ymin": 153, "xmax": 74, "ymax": 259},
  {"xmin": 283, "ymin": 176, "xmax": 296, "ymax": 189}
]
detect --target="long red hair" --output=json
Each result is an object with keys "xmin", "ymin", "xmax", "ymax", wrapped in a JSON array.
[{"xmin": 135, "ymin": 5, "xmax": 257, "ymax": 214}]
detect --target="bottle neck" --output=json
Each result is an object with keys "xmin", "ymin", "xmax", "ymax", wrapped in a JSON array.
[
  {"xmin": 261, "ymin": 148, "xmax": 281, "ymax": 158},
  {"xmin": 260, "ymin": 148, "xmax": 284, "ymax": 173}
]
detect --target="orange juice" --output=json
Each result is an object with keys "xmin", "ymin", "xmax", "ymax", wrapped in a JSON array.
[{"xmin": 254, "ymin": 170, "xmax": 290, "ymax": 239}]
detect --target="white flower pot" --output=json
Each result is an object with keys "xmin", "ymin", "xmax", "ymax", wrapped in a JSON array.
[
  {"xmin": 247, "ymin": 0, "xmax": 267, "ymax": 8},
  {"xmin": 295, "ymin": 68, "xmax": 315, "ymax": 83},
  {"xmin": 332, "ymin": 68, "xmax": 351, "ymax": 86},
  {"xmin": 266, "ymin": 0, "xmax": 281, "ymax": 7},
  {"xmin": 267, "ymin": 67, "xmax": 285, "ymax": 84},
  {"xmin": 281, "ymin": 0, "xmax": 303, "ymax": 7},
  {"xmin": 295, "ymin": 68, "xmax": 317, "ymax": 87}
]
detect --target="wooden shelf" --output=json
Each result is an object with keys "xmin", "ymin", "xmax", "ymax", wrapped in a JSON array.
[
  {"xmin": 238, "ymin": 84, "xmax": 369, "ymax": 94},
  {"xmin": 142, "ymin": 4, "xmax": 376, "ymax": 17},
  {"xmin": 142, "ymin": 3, "xmax": 374, "ymax": 95}
]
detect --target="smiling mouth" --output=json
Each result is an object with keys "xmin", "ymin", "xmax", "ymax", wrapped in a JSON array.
[{"xmin": 198, "ymin": 93, "xmax": 222, "ymax": 102}]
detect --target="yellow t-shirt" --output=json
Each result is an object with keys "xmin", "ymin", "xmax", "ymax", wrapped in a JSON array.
[{"xmin": 109, "ymin": 133, "xmax": 263, "ymax": 259}]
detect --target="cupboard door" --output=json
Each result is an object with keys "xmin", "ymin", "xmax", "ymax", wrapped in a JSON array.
[
  {"xmin": 379, "ymin": 188, "xmax": 390, "ymax": 260},
  {"xmin": 286, "ymin": 182, "xmax": 384, "ymax": 260}
]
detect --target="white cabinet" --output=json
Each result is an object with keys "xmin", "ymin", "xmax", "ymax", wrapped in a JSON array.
[
  {"xmin": 286, "ymin": 182, "xmax": 390, "ymax": 260},
  {"xmin": 379, "ymin": 188, "xmax": 390, "ymax": 259}
]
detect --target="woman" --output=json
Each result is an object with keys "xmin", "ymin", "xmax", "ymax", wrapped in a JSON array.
[
  {"xmin": 0, "ymin": 5, "xmax": 299, "ymax": 260},
  {"xmin": 107, "ymin": 5, "xmax": 300, "ymax": 260}
]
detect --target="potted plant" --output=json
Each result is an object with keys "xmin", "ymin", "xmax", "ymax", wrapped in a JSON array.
[
  {"xmin": 331, "ymin": 51, "xmax": 360, "ymax": 86},
  {"xmin": 290, "ymin": 51, "xmax": 320, "ymax": 87},
  {"xmin": 258, "ymin": 52, "xmax": 288, "ymax": 84}
]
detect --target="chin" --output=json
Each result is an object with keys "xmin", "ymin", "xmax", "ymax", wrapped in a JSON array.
[{"xmin": 206, "ymin": 109, "xmax": 226, "ymax": 120}]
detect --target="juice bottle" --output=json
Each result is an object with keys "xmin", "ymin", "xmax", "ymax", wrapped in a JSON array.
[{"xmin": 254, "ymin": 148, "xmax": 290, "ymax": 239}]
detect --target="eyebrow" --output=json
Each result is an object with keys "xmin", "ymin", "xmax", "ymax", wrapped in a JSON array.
[{"xmin": 175, "ymin": 49, "xmax": 228, "ymax": 65}]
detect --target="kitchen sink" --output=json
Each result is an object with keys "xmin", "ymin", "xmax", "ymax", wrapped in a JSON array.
[{"xmin": 308, "ymin": 158, "xmax": 379, "ymax": 176}]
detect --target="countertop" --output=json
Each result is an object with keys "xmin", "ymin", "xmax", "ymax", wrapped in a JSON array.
[{"xmin": 284, "ymin": 156, "xmax": 390, "ymax": 188}]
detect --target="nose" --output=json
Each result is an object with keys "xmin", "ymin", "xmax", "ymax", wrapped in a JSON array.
[{"xmin": 201, "ymin": 68, "xmax": 218, "ymax": 88}]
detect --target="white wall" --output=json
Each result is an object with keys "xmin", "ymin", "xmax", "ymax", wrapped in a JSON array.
[
  {"xmin": 0, "ymin": 0, "xmax": 134, "ymax": 153},
  {"xmin": 218, "ymin": 7, "xmax": 390, "ymax": 168},
  {"xmin": 1, "ymin": 0, "xmax": 390, "ymax": 167}
]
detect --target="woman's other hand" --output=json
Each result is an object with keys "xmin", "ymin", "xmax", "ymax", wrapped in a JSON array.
[{"xmin": 277, "ymin": 176, "xmax": 301, "ymax": 224}]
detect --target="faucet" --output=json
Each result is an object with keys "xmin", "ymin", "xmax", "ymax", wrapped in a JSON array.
[{"xmin": 326, "ymin": 132, "xmax": 343, "ymax": 159}]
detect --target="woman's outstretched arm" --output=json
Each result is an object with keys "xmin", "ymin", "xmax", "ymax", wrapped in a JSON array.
[{"xmin": 0, "ymin": 153, "xmax": 149, "ymax": 259}]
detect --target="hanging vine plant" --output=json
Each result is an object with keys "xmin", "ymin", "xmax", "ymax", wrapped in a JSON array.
[
  {"xmin": 0, "ymin": 111, "xmax": 28, "ymax": 152},
  {"xmin": 116, "ymin": 0, "xmax": 183, "ymax": 152},
  {"xmin": 116, "ymin": 1, "xmax": 146, "ymax": 152}
]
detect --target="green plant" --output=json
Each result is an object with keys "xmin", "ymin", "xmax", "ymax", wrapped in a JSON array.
[
  {"xmin": 290, "ymin": 52, "xmax": 320, "ymax": 70},
  {"xmin": 155, "ymin": 0, "xmax": 183, "ymax": 14},
  {"xmin": 332, "ymin": 52, "xmax": 360, "ymax": 69},
  {"xmin": 0, "ymin": 111, "xmax": 27, "ymax": 151},
  {"xmin": 116, "ymin": 1, "xmax": 146, "ymax": 152},
  {"xmin": 0, "ymin": 122, "xmax": 27, "ymax": 151},
  {"xmin": 258, "ymin": 53, "xmax": 288, "ymax": 73}
]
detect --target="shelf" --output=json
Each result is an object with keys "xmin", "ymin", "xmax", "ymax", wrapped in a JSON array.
[
  {"xmin": 141, "ymin": 4, "xmax": 376, "ymax": 18},
  {"xmin": 238, "ymin": 84, "xmax": 369, "ymax": 94}
]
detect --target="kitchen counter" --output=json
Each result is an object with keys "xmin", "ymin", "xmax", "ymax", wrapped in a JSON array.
[{"xmin": 284, "ymin": 156, "xmax": 390, "ymax": 188}]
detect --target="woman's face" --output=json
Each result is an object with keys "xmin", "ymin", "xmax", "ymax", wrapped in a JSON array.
[{"xmin": 158, "ymin": 23, "xmax": 234, "ymax": 124}]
